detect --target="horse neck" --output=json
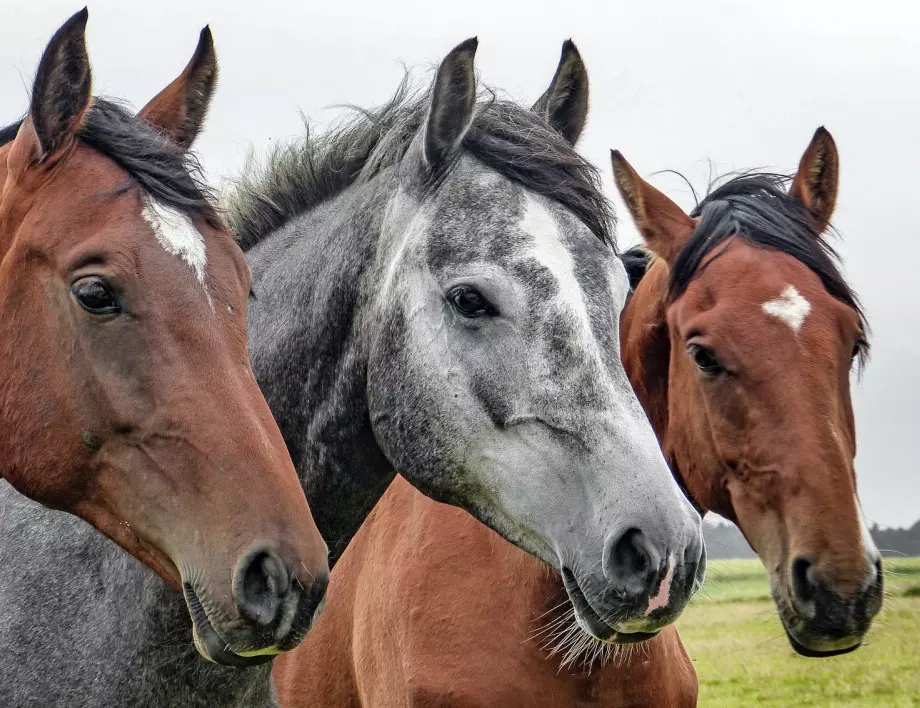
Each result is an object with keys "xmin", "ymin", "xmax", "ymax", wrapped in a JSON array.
[
  {"xmin": 245, "ymin": 180, "xmax": 396, "ymax": 567},
  {"xmin": 620, "ymin": 258, "xmax": 718, "ymax": 516}
]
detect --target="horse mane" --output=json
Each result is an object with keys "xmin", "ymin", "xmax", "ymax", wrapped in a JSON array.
[
  {"xmin": 226, "ymin": 76, "xmax": 614, "ymax": 252},
  {"xmin": 669, "ymin": 172, "xmax": 869, "ymax": 366},
  {"xmin": 0, "ymin": 99, "xmax": 218, "ymax": 226}
]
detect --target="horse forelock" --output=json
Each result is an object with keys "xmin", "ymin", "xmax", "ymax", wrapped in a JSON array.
[
  {"xmin": 671, "ymin": 172, "xmax": 869, "ymax": 368},
  {"xmin": 1, "ymin": 99, "xmax": 219, "ymax": 228}
]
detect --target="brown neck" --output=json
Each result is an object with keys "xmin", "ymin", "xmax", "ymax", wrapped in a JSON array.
[{"xmin": 619, "ymin": 257, "xmax": 733, "ymax": 520}]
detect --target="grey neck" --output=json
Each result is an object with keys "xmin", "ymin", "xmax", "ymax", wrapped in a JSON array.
[{"xmin": 245, "ymin": 177, "xmax": 395, "ymax": 566}]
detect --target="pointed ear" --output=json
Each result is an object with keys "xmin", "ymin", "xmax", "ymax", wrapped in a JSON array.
[
  {"xmin": 26, "ymin": 8, "xmax": 92, "ymax": 161},
  {"xmin": 531, "ymin": 40, "xmax": 589, "ymax": 145},
  {"xmin": 611, "ymin": 150, "xmax": 695, "ymax": 265},
  {"xmin": 137, "ymin": 26, "xmax": 218, "ymax": 150},
  {"xmin": 789, "ymin": 126, "xmax": 839, "ymax": 234},
  {"xmin": 423, "ymin": 37, "xmax": 478, "ymax": 170}
]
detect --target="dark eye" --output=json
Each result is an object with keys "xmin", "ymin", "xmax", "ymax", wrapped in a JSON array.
[
  {"xmin": 688, "ymin": 343, "xmax": 724, "ymax": 376},
  {"xmin": 72, "ymin": 277, "xmax": 120, "ymax": 316},
  {"xmin": 447, "ymin": 285, "xmax": 495, "ymax": 318}
]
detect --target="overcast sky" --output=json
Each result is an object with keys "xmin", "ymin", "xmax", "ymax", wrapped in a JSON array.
[{"xmin": 2, "ymin": 1, "xmax": 917, "ymax": 527}]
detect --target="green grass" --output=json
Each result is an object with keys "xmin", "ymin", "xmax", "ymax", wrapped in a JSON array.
[{"xmin": 677, "ymin": 557, "xmax": 920, "ymax": 707}]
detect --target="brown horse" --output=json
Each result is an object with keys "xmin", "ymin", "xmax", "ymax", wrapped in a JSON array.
[
  {"xmin": 273, "ymin": 125, "xmax": 880, "ymax": 704},
  {"xmin": 0, "ymin": 10, "xmax": 328, "ymax": 666},
  {"xmin": 612, "ymin": 131, "xmax": 881, "ymax": 658}
]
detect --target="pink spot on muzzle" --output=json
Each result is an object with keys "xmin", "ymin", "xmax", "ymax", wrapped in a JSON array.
[{"xmin": 645, "ymin": 556, "xmax": 675, "ymax": 615}]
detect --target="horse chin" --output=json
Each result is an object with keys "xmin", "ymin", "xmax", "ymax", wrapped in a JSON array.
[
  {"xmin": 772, "ymin": 579, "xmax": 868, "ymax": 658},
  {"xmin": 561, "ymin": 568, "xmax": 660, "ymax": 645},
  {"xmin": 190, "ymin": 621, "xmax": 276, "ymax": 668},
  {"xmin": 572, "ymin": 606, "xmax": 660, "ymax": 645},
  {"xmin": 782, "ymin": 626, "xmax": 862, "ymax": 658},
  {"xmin": 184, "ymin": 584, "xmax": 278, "ymax": 668}
]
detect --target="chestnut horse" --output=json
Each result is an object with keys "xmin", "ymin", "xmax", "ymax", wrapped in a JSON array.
[
  {"xmin": 273, "ymin": 125, "xmax": 881, "ymax": 704},
  {"xmin": 0, "ymin": 10, "xmax": 328, "ymax": 668}
]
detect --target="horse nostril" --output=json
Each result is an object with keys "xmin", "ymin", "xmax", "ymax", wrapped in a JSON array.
[
  {"xmin": 604, "ymin": 527, "xmax": 661, "ymax": 596},
  {"xmin": 233, "ymin": 547, "xmax": 291, "ymax": 627},
  {"xmin": 791, "ymin": 556, "xmax": 817, "ymax": 617}
]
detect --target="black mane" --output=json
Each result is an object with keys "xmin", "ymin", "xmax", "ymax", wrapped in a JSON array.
[
  {"xmin": 668, "ymin": 172, "xmax": 869, "ymax": 363},
  {"xmin": 227, "ymin": 78, "xmax": 614, "ymax": 251},
  {"xmin": 0, "ymin": 99, "xmax": 217, "ymax": 225}
]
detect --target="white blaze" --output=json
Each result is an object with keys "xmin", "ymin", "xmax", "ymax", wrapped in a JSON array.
[
  {"xmin": 762, "ymin": 284, "xmax": 811, "ymax": 332},
  {"xmin": 142, "ymin": 197, "xmax": 208, "ymax": 286},
  {"xmin": 523, "ymin": 196, "xmax": 594, "ymax": 345}
]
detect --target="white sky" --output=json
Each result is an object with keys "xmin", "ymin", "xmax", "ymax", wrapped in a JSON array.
[{"xmin": 2, "ymin": 0, "xmax": 917, "ymax": 526}]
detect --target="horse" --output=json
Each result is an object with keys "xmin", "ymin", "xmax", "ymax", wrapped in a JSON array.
[
  {"xmin": 269, "ymin": 42, "xmax": 696, "ymax": 708},
  {"xmin": 0, "ymin": 8, "xmax": 328, "ymax": 692},
  {"xmin": 271, "ymin": 129, "xmax": 881, "ymax": 705},
  {"xmin": 233, "ymin": 34, "xmax": 706, "ymax": 637},
  {"xmin": 612, "ymin": 132, "xmax": 881, "ymax": 655}
]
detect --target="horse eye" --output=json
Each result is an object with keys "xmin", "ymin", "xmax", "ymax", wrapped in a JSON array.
[
  {"xmin": 688, "ymin": 343, "xmax": 724, "ymax": 376},
  {"xmin": 72, "ymin": 277, "xmax": 120, "ymax": 316},
  {"xmin": 447, "ymin": 285, "xmax": 495, "ymax": 318}
]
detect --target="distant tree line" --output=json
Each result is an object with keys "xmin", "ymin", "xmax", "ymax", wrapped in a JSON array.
[{"xmin": 703, "ymin": 518, "xmax": 920, "ymax": 560}]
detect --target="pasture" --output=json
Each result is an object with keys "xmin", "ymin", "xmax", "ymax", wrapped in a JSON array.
[{"xmin": 678, "ymin": 558, "xmax": 920, "ymax": 707}]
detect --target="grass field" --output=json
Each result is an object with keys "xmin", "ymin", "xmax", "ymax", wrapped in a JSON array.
[{"xmin": 677, "ymin": 557, "xmax": 920, "ymax": 707}]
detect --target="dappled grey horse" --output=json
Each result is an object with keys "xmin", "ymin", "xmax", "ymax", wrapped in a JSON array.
[{"xmin": 0, "ymin": 39, "xmax": 703, "ymax": 706}]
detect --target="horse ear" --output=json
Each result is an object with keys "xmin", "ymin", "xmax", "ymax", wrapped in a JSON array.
[
  {"xmin": 532, "ymin": 40, "xmax": 589, "ymax": 145},
  {"xmin": 611, "ymin": 150, "xmax": 695, "ymax": 265},
  {"xmin": 137, "ymin": 26, "xmax": 218, "ymax": 150},
  {"xmin": 789, "ymin": 126, "xmax": 839, "ymax": 234},
  {"xmin": 423, "ymin": 37, "xmax": 478, "ymax": 170},
  {"xmin": 22, "ymin": 8, "xmax": 92, "ymax": 161}
]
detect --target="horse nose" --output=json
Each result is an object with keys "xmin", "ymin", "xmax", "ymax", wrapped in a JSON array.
[
  {"xmin": 603, "ymin": 522, "xmax": 704, "ymax": 609},
  {"xmin": 230, "ymin": 544, "xmax": 329, "ymax": 651},
  {"xmin": 790, "ymin": 556, "xmax": 820, "ymax": 619},
  {"xmin": 233, "ymin": 545, "xmax": 293, "ymax": 627},
  {"xmin": 603, "ymin": 527, "xmax": 666, "ymax": 598},
  {"xmin": 790, "ymin": 554, "xmax": 882, "ymax": 623}
]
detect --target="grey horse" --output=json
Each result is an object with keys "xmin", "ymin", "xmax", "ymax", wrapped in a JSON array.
[{"xmin": 0, "ymin": 39, "xmax": 703, "ymax": 706}]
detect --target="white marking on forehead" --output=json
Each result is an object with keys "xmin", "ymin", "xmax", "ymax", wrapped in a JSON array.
[
  {"xmin": 141, "ymin": 197, "xmax": 208, "ymax": 286},
  {"xmin": 522, "ymin": 196, "xmax": 594, "ymax": 338},
  {"xmin": 762, "ymin": 284, "xmax": 811, "ymax": 332}
]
